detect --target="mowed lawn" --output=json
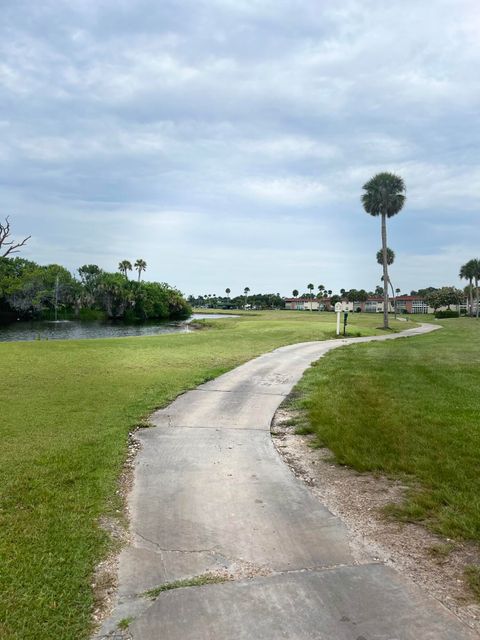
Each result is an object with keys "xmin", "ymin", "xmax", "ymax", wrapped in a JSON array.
[
  {"xmin": 0, "ymin": 311, "xmax": 407, "ymax": 640},
  {"xmin": 291, "ymin": 318, "xmax": 480, "ymax": 543}
]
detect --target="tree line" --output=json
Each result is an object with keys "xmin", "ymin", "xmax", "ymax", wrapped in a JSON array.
[
  {"xmin": 0, "ymin": 257, "xmax": 191, "ymax": 324},
  {"xmin": 188, "ymin": 290, "xmax": 284, "ymax": 310}
]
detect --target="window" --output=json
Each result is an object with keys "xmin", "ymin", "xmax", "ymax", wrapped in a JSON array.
[{"xmin": 411, "ymin": 300, "xmax": 429, "ymax": 314}]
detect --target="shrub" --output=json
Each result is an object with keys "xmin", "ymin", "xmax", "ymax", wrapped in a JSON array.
[{"xmin": 435, "ymin": 309, "xmax": 459, "ymax": 319}]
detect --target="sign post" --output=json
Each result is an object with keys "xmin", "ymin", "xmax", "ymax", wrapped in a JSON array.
[{"xmin": 335, "ymin": 302, "xmax": 342, "ymax": 335}]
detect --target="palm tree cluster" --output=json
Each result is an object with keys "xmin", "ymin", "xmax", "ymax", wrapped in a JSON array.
[
  {"xmin": 290, "ymin": 284, "xmax": 333, "ymax": 311},
  {"xmin": 459, "ymin": 258, "xmax": 480, "ymax": 318},
  {"xmin": 291, "ymin": 285, "xmax": 332, "ymax": 300},
  {"xmin": 118, "ymin": 259, "xmax": 147, "ymax": 282}
]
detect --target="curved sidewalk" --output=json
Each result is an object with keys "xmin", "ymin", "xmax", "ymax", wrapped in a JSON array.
[{"xmin": 97, "ymin": 323, "xmax": 476, "ymax": 639}]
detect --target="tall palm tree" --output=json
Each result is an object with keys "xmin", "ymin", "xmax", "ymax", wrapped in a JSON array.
[
  {"xmin": 307, "ymin": 283, "xmax": 314, "ymax": 310},
  {"xmin": 472, "ymin": 259, "xmax": 480, "ymax": 318},
  {"xmin": 377, "ymin": 247, "xmax": 396, "ymax": 318},
  {"xmin": 362, "ymin": 172, "xmax": 406, "ymax": 329},
  {"xmin": 460, "ymin": 260, "xmax": 475, "ymax": 316},
  {"xmin": 118, "ymin": 260, "xmax": 133, "ymax": 279},
  {"xmin": 244, "ymin": 287, "xmax": 250, "ymax": 308},
  {"xmin": 134, "ymin": 259, "xmax": 147, "ymax": 282},
  {"xmin": 292, "ymin": 289, "xmax": 299, "ymax": 298},
  {"xmin": 225, "ymin": 288, "xmax": 231, "ymax": 297}
]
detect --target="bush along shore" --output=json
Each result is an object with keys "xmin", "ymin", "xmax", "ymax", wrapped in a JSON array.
[{"xmin": 0, "ymin": 258, "xmax": 191, "ymax": 324}]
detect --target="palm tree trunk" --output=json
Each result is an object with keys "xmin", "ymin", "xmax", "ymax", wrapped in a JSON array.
[
  {"xmin": 381, "ymin": 213, "xmax": 389, "ymax": 329},
  {"xmin": 469, "ymin": 279, "xmax": 473, "ymax": 316},
  {"xmin": 137, "ymin": 270, "xmax": 141, "ymax": 283},
  {"xmin": 388, "ymin": 279, "xmax": 396, "ymax": 319},
  {"xmin": 476, "ymin": 277, "xmax": 479, "ymax": 319}
]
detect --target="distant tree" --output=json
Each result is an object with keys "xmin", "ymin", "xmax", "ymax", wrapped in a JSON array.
[
  {"xmin": 307, "ymin": 283, "xmax": 314, "ymax": 310},
  {"xmin": 0, "ymin": 216, "xmax": 31, "ymax": 258},
  {"xmin": 118, "ymin": 260, "xmax": 133, "ymax": 279},
  {"xmin": 78, "ymin": 264, "xmax": 102, "ymax": 293},
  {"xmin": 292, "ymin": 289, "xmax": 299, "ymax": 298},
  {"xmin": 5, "ymin": 263, "xmax": 76, "ymax": 318},
  {"xmin": 425, "ymin": 287, "xmax": 464, "ymax": 312},
  {"xmin": 340, "ymin": 288, "xmax": 346, "ymax": 297},
  {"xmin": 244, "ymin": 287, "xmax": 250, "ymax": 308},
  {"xmin": 473, "ymin": 259, "xmax": 480, "ymax": 318},
  {"xmin": 225, "ymin": 288, "xmax": 231, "ymax": 297},
  {"xmin": 417, "ymin": 286, "xmax": 437, "ymax": 298},
  {"xmin": 134, "ymin": 259, "xmax": 147, "ymax": 282},
  {"xmin": 345, "ymin": 289, "xmax": 368, "ymax": 310},
  {"xmin": 357, "ymin": 289, "xmax": 368, "ymax": 302},
  {"xmin": 362, "ymin": 172, "xmax": 406, "ymax": 329},
  {"xmin": 375, "ymin": 285, "xmax": 384, "ymax": 296},
  {"xmin": 460, "ymin": 259, "xmax": 479, "ymax": 317}
]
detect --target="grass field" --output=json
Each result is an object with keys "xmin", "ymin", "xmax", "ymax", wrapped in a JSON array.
[
  {"xmin": 0, "ymin": 311, "xmax": 407, "ymax": 640},
  {"xmin": 290, "ymin": 318, "xmax": 480, "ymax": 545}
]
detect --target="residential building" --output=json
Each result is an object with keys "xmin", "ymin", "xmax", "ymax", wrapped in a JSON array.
[{"xmin": 285, "ymin": 295, "xmax": 466, "ymax": 314}]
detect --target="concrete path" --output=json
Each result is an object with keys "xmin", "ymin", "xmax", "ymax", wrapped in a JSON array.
[{"xmin": 97, "ymin": 323, "xmax": 476, "ymax": 639}]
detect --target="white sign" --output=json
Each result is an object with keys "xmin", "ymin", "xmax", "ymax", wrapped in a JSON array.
[{"xmin": 335, "ymin": 302, "xmax": 342, "ymax": 335}]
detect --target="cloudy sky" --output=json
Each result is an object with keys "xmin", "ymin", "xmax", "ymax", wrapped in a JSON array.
[{"xmin": 1, "ymin": 0, "xmax": 479, "ymax": 297}]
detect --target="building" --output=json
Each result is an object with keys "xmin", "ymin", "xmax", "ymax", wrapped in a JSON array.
[
  {"xmin": 284, "ymin": 298, "xmax": 332, "ymax": 311},
  {"xmin": 285, "ymin": 295, "xmax": 466, "ymax": 314}
]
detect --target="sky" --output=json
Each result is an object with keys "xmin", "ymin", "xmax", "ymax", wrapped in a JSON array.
[{"xmin": 1, "ymin": 0, "xmax": 479, "ymax": 297}]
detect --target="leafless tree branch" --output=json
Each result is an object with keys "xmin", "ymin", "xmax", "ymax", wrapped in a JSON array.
[{"xmin": 0, "ymin": 216, "xmax": 31, "ymax": 257}]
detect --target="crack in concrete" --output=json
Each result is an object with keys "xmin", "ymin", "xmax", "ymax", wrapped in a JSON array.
[
  {"xmin": 195, "ymin": 388, "xmax": 289, "ymax": 397},
  {"xmin": 134, "ymin": 531, "xmax": 220, "ymax": 556},
  {"xmin": 150, "ymin": 423, "xmax": 270, "ymax": 432}
]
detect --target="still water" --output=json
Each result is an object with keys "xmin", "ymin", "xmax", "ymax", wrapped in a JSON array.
[{"xmin": 0, "ymin": 314, "xmax": 238, "ymax": 343}]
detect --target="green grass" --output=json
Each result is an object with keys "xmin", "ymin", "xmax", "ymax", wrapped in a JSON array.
[
  {"xmin": 465, "ymin": 566, "xmax": 480, "ymax": 600},
  {"xmin": 0, "ymin": 310, "xmax": 408, "ymax": 639},
  {"xmin": 117, "ymin": 616, "xmax": 134, "ymax": 630},
  {"xmin": 143, "ymin": 573, "xmax": 230, "ymax": 600},
  {"xmin": 289, "ymin": 318, "xmax": 480, "ymax": 543}
]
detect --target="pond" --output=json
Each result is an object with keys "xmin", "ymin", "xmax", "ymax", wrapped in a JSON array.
[{"xmin": 0, "ymin": 313, "xmax": 239, "ymax": 343}]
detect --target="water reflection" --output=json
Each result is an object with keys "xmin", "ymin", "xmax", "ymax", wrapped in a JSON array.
[{"xmin": 0, "ymin": 313, "xmax": 238, "ymax": 343}]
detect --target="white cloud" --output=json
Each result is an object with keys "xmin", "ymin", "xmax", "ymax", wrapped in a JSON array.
[{"xmin": 241, "ymin": 177, "xmax": 329, "ymax": 205}]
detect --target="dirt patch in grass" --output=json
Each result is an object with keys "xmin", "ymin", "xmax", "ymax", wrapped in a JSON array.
[
  {"xmin": 92, "ymin": 432, "xmax": 141, "ymax": 629},
  {"xmin": 272, "ymin": 407, "xmax": 480, "ymax": 634}
]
